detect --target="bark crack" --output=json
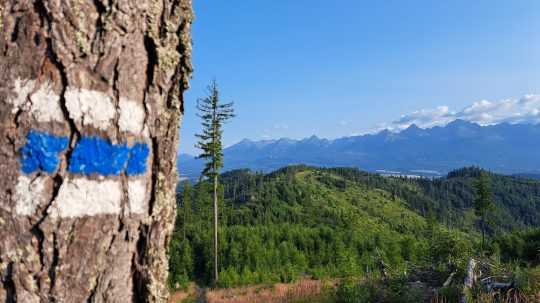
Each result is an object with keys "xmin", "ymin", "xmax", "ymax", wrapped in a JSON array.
[
  {"xmin": 29, "ymin": 173, "xmax": 62, "ymax": 297},
  {"xmin": 47, "ymin": 232, "xmax": 59, "ymax": 301},
  {"xmin": 29, "ymin": 3, "xmax": 80, "ymax": 300},
  {"xmin": 2, "ymin": 262, "xmax": 16, "ymax": 303},
  {"xmin": 147, "ymin": 136, "xmax": 161, "ymax": 218},
  {"xmin": 132, "ymin": 224, "xmax": 149, "ymax": 303},
  {"xmin": 142, "ymin": 35, "xmax": 157, "ymax": 137},
  {"xmin": 112, "ymin": 56, "xmax": 121, "ymax": 140},
  {"xmin": 10, "ymin": 17, "xmax": 21, "ymax": 43},
  {"xmin": 34, "ymin": 1, "xmax": 52, "ymax": 31}
]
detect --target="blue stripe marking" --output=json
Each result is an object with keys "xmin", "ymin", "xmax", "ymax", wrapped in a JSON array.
[
  {"xmin": 68, "ymin": 137, "xmax": 130, "ymax": 176},
  {"xmin": 126, "ymin": 143, "xmax": 150, "ymax": 176},
  {"xmin": 19, "ymin": 130, "xmax": 149, "ymax": 176},
  {"xmin": 20, "ymin": 130, "xmax": 69, "ymax": 174}
]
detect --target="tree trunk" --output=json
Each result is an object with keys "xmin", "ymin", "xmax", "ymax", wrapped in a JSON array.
[
  {"xmin": 213, "ymin": 174, "xmax": 219, "ymax": 285},
  {"xmin": 461, "ymin": 258, "xmax": 477, "ymax": 303},
  {"xmin": 0, "ymin": 1, "xmax": 192, "ymax": 302},
  {"xmin": 481, "ymin": 215, "xmax": 485, "ymax": 253}
]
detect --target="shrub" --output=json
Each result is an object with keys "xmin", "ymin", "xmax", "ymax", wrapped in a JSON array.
[
  {"xmin": 436, "ymin": 286, "xmax": 461, "ymax": 303},
  {"xmin": 335, "ymin": 279, "xmax": 373, "ymax": 303},
  {"xmin": 514, "ymin": 265, "xmax": 540, "ymax": 299}
]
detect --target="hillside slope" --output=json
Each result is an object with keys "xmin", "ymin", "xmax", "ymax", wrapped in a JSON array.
[
  {"xmin": 316, "ymin": 166, "xmax": 540, "ymax": 231},
  {"xmin": 170, "ymin": 166, "xmax": 483, "ymax": 287}
]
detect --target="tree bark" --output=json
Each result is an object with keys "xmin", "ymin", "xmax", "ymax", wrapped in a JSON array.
[
  {"xmin": 0, "ymin": 1, "xmax": 192, "ymax": 302},
  {"xmin": 481, "ymin": 215, "xmax": 486, "ymax": 253},
  {"xmin": 213, "ymin": 174, "xmax": 219, "ymax": 285}
]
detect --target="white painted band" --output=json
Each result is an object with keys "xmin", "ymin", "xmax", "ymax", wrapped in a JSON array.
[
  {"xmin": 8, "ymin": 79, "xmax": 65, "ymax": 123},
  {"xmin": 8, "ymin": 79, "xmax": 147, "ymax": 135},
  {"xmin": 49, "ymin": 178, "xmax": 123, "ymax": 218},
  {"xmin": 119, "ymin": 97, "xmax": 146, "ymax": 135},
  {"xmin": 14, "ymin": 175, "xmax": 48, "ymax": 216},
  {"xmin": 65, "ymin": 87, "xmax": 116, "ymax": 131},
  {"xmin": 128, "ymin": 179, "xmax": 148, "ymax": 215},
  {"xmin": 29, "ymin": 81, "xmax": 65, "ymax": 123},
  {"xmin": 13, "ymin": 177, "xmax": 151, "ymax": 218}
]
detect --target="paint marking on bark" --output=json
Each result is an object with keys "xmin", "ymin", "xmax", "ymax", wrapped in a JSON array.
[
  {"xmin": 20, "ymin": 130, "xmax": 69, "ymax": 174},
  {"xmin": 68, "ymin": 136, "xmax": 131, "ymax": 176},
  {"xmin": 10, "ymin": 80, "xmax": 147, "ymax": 135},
  {"xmin": 119, "ymin": 98, "xmax": 146, "ymax": 135},
  {"xmin": 50, "ymin": 178, "xmax": 122, "ymax": 218},
  {"xmin": 8, "ymin": 79, "xmax": 64, "ymax": 123},
  {"xmin": 28, "ymin": 81, "xmax": 65, "ymax": 123},
  {"xmin": 65, "ymin": 87, "xmax": 116, "ymax": 130},
  {"xmin": 8, "ymin": 78, "xmax": 36, "ymax": 113},
  {"xmin": 18, "ymin": 130, "xmax": 149, "ymax": 176},
  {"xmin": 68, "ymin": 136, "xmax": 149, "ymax": 176},
  {"xmin": 14, "ymin": 175, "xmax": 48, "ymax": 216},
  {"xmin": 126, "ymin": 143, "xmax": 150, "ymax": 176},
  {"xmin": 128, "ymin": 179, "xmax": 148, "ymax": 214},
  {"xmin": 12, "ymin": 82, "xmax": 151, "ymax": 218}
]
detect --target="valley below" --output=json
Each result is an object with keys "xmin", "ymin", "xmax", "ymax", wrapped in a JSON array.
[{"xmin": 169, "ymin": 165, "xmax": 540, "ymax": 302}]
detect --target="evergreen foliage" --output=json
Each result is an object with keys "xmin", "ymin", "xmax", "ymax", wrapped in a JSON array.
[
  {"xmin": 169, "ymin": 166, "xmax": 488, "ymax": 288},
  {"xmin": 169, "ymin": 165, "xmax": 540, "ymax": 289},
  {"xmin": 194, "ymin": 80, "xmax": 235, "ymax": 285},
  {"xmin": 473, "ymin": 171, "xmax": 495, "ymax": 252},
  {"xmin": 194, "ymin": 80, "xmax": 235, "ymax": 179}
]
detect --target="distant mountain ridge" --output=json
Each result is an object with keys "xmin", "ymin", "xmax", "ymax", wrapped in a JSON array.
[{"xmin": 179, "ymin": 120, "xmax": 540, "ymax": 179}]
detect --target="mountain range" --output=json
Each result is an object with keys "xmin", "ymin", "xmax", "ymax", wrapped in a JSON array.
[{"xmin": 178, "ymin": 120, "xmax": 540, "ymax": 179}]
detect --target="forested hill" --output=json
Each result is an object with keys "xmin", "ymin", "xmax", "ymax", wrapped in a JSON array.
[
  {"xmin": 220, "ymin": 166, "xmax": 540, "ymax": 231},
  {"xmin": 169, "ymin": 165, "xmax": 540, "ymax": 287}
]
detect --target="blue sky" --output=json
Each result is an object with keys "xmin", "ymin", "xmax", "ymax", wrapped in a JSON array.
[{"xmin": 180, "ymin": 0, "xmax": 540, "ymax": 155}]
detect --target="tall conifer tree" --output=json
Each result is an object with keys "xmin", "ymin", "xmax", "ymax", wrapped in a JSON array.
[
  {"xmin": 473, "ymin": 171, "xmax": 494, "ymax": 253},
  {"xmin": 195, "ymin": 80, "xmax": 235, "ymax": 285}
]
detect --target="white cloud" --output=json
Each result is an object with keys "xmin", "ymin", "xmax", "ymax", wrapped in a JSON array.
[
  {"xmin": 383, "ymin": 94, "xmax": 540, "ymax": 131},
  {"xmin": 391, "ymin": 105, "xmax": 452, "ymax": 131},
  {"xmin": 339, "ymin": 120, "xmax": 350, "ymax": 126},
  {"xmin": 273, "ymin": 123, "xmax": 289, "ymax": 130},
  {"xmin": 260, "ymin": 123, "xmax": 291, "ymax": 139}
]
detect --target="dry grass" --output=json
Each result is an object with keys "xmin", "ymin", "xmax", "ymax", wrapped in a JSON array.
[
  {"xmin": 472, "ymin": 288, "xmax": 540, "ymax": 303},
  {"xmin": 169, "ymin": 283, "xmax": 198, "ymax": 303},
  {"xmin": 169, "ymin": 292, "xmax": 191, "ymax": 303},
  {"xmin": 430, "ymin": 289, "xmax": 540, "ymax": 303},
  {"xmin": 206, "ymin": 279, "xmax": 335, "ymax": 303},
  {"xmin": 169, "ymin": 279, "xmax": 336, "ymax": 303}
]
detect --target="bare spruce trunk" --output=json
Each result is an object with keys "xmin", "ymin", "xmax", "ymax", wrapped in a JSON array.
[
  {"xmin": 0, "ymin": 1, "xmax": 193, "ymax": 302},
  {"xmin": 481, "ymin": 216, "xmax": 486, "ymax": 253},
  {"xmin": 213, "ymin": 174, "xmax": 219, "ymax": 285}
]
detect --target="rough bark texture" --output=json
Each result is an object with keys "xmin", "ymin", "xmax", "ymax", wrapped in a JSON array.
[{"xmin": 0, "ymin": 0, "xmax": 192, "ymax": 302}]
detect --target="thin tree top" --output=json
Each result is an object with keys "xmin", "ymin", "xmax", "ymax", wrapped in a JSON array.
[{"xmin": 195, "ymin": 80, "xmax": 235, "ymax": 178}]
